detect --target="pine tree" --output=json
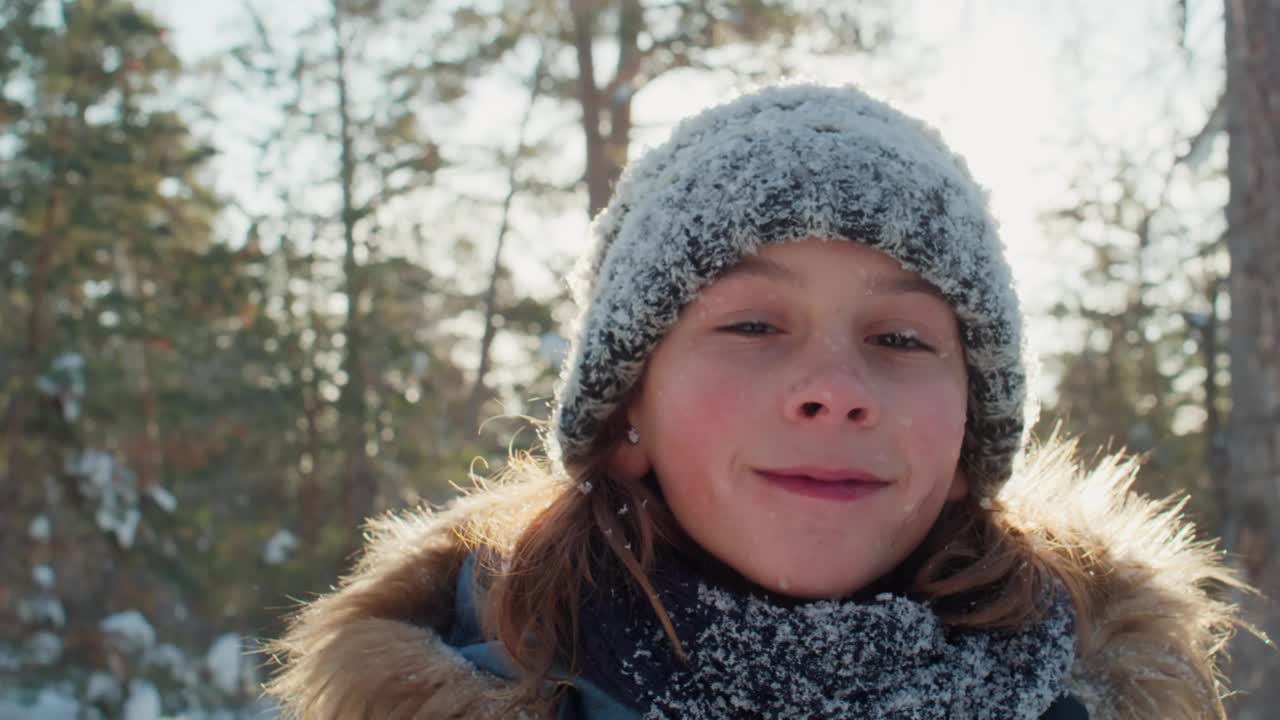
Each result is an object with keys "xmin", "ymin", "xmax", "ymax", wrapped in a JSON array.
[
  {"xmin": 0, "ymin": 0, "xmax": 220, "ymax": 668},
  {"xmin": 221, "ymin": 0, "xmax": 458, "ymax": 542}
]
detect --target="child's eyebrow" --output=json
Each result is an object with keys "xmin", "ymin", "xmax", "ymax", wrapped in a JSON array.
[
  {"xmin": 866, "ymin": 275, "xmax": 946, "ymax": 300},
  {"xmin": 720, "ymin": 255, "xmax": 803, "ymax": 287},
  {"xmin": 720, "ymin": 256, "xmax": 945, "ymax": 300}
]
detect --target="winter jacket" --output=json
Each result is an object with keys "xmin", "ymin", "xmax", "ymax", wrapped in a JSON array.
[{"xmin": 264, "ymin": 449, "xmax": 1240, "ymax": 719}]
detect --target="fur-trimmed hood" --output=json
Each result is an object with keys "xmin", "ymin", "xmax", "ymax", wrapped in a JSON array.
[{"xmin": 263, "ymin": 444, "xmax": 1244, "ymax": 719}]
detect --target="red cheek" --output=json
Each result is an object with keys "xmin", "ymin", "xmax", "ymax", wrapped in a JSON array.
[
  {"xmin": 679, "ymin": 371, "xmax": 756, "ymax": 424},
  {"xmin": 649, "ymin": 365, "xmax": 757, "ymax": 463}
]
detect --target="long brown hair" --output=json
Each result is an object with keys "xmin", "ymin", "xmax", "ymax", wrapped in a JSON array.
[{"xmin": 457, "ymin": 412, "xmax": 1100, "ymax": 709}]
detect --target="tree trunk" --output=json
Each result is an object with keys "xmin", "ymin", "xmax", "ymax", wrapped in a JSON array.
[
  {"xmin": 1205, "ymin": 279, "xmax": 1228, "ymax": 516},
  {"xmin": 129, "ymin": 255, "xmax": 162, "ymax": 492},
  {"xmin": 1222, "ymin": 0, "xmax": 1280, "ymax": 715},
  {"xmin": 0, "ymin": 181, "xmax": 58, "ymax": 644},
  {"xmin": 570, "ymin": 0, "xmax": 611, "ymax": 217},
  {"xmin": 281, "ymin": 229, "xmax": 322, "ymax": 546},
  {"xmin": 464, "ymin": 54, "xmax": 546, "ymax": 436},
  {"xmin": 331, "ymin": 0, "xmax": 374, "ymax": 537},
  {"xmin": 607, "ymin": 0, "xmax": 641, "ymax": 191},
  {"xmin": 570, "ymin": 0, "xmax": 641, "ymax": 218},
  {"xmin": 3, "ymin": 188, "xmax": 57, "ymax": 461}
]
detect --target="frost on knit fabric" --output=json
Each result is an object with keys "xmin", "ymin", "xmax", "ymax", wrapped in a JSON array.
[
  {"xmin": 646, "ymin": 586, "xmax": 1073, "ymax": 720},
  {"xmin": 577, "ymin": 557, "xmax": 1076, "ymax": 720},
  {"xmin": 551, "ymin": 83, "xmax": 1030, "ymax": 494}
]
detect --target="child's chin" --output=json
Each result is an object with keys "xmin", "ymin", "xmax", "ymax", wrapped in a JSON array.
[{"xmin": 745, "ymin": 564, "xmax": 874, "ymax": 600}]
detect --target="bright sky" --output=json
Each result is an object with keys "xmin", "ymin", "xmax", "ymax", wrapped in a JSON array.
[{"xmin": 145, "ymin": 0, "xmax": 1224, "ymax": 396}]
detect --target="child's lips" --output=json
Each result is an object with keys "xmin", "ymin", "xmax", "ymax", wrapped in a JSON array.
[{"xmin": 754, "ymin": 466, "xmax": 891, "ymax": 501}]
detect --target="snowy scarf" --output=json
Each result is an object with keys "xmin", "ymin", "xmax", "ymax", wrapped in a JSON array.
[{"xmin": 577, "ymin": 554, "xmax": 1076, "ymax": 720}]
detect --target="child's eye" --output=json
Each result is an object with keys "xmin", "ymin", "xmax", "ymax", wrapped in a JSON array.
[
  {"xmin": 719, "ymin": 321, "xmax": 778, "ymax": 335},
  {"xmin": 872, "ymin": 331, "xmax": 932, "ymax": 351}
]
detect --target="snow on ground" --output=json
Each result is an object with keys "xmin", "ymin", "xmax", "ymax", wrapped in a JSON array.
[
  {"xmin": 262, "ymin": 530, "xmax": 297, "ymax": 566},
  {"xmin": 121, "ymin": 679, "xmax": 161, "ymax": 720},
  {"xmin": 0, "ymin": 687, "xmax": 80, "ymax": 720},
  {"xmin": 206, "ymin": 634, "xmax": 244, "ymax": 696},
  {"xmin": 100, "ymin": 611, "xmax": 156, "ymax": 655}
]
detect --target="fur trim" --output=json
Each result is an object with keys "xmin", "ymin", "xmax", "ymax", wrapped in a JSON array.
[
  {"xmin": 264, "ymin": 447, "xmax": 1244, "ymax": 720},
  {"xmin": 1000, "ymin": 441, "xmax": 1246, "ymax": 719},
  {"xmin": 262, "ymin": 490, "xmax": 545, "ymax": 719}
]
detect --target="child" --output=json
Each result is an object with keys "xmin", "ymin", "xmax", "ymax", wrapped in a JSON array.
[{"xmin": 265, "ymin": 84, "xmax": 1245, "ymax": 719}]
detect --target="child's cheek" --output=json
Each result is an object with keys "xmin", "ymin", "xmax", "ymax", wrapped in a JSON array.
[
  {"xmin": 666, "ymin": 363, "xmax": 754, "ymax": 428},
  {"xmin": 903, "ymin": 384, "xmax": 968, "ymax": 461}
]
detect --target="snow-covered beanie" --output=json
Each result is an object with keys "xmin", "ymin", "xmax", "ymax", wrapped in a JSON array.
[{"xmin": 551, "ymin": 82, "xmax": 1030, "ymax": 494}]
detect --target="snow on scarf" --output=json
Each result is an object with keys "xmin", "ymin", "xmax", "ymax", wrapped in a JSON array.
[{"xmin": 577, "ymin": 555, "xmax": 1076, "ymax": 720}]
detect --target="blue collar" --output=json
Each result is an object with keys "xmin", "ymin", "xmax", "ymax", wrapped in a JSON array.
[{"xmin": 444, "ymin": 553, "xmax": 641, "ymax": 720}]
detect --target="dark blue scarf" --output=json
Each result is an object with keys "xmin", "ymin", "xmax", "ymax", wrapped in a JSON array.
[{"xmin": 575, "ymin": 552, "xmax": 1076, "ymax": 719}]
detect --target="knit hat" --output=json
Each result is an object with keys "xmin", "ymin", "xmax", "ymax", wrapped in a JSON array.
[{"xmin": 550, "ymin": 82, "xmax": 1031, "ymax": 494}]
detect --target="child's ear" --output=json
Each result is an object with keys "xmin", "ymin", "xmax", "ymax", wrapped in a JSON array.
[
  {"xmin": 946, "ymin": 468, "xmax": 969, "ymax": 502},
  {"xmin": 603, "ymin": 417, "xmax": 651, "ymax": 482},
  {"xmin": 604, "ymin": 436, "xmax": 650, "ymax": 482}
]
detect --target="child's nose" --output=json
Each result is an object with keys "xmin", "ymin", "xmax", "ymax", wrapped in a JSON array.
[{"xmin": 782, "ymin": 361, "xmax": 880, "ymax": 427}]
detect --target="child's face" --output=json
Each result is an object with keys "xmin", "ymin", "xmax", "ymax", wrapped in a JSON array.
[{"xmin": 615, "ymin": 239, "xmax": 970, "ymax": 599}]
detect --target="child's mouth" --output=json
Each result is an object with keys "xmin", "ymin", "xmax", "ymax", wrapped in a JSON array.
[{"xmin": 755, "ymin": 467, "xmax": 891, "ymax": 501}]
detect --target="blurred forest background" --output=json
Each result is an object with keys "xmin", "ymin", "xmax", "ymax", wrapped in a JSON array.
[{"xmin": 1, "ymin": 0, "xmax": 1277, "ymax": 718}]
